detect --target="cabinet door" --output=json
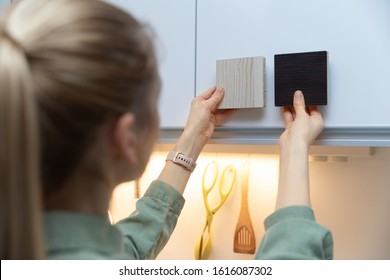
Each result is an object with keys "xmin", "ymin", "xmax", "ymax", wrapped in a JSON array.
[
  {"xmin": 105, "ymin": 0, "xmax": 196, "ymax": 128},
  {"xmin": 0, "ymin": 0, "xmax": 10, "ymax": 10},
  {"xmin": 196, "ymin": 0, "xmax": 390, "ymax": 134}
]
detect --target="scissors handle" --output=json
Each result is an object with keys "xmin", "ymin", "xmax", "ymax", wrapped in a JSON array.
[
  {"xmin": 202, "ymin": 161, "xmax": 218, "ymax": 194},
  {"xmin": 219, "ymin": 165, "xmax": 236, "ymax": 197}
]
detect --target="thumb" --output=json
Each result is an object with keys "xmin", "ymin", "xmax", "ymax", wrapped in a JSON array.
[
  {"xmin": 204, "ymin": 87, "xmax": 224, "ymax": 109},
  {"xmin": 293, "ymin": 90, "xmax": 306, "ymax": 115}
]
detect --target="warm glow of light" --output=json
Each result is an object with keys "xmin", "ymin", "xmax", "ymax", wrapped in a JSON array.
[{"xmin": 110, "ymin": 149, "xmax": 281, "ymax": 259}]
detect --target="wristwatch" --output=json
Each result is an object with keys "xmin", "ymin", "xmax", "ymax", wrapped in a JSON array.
[{"xmin": 166, "ymin": 151, "xmax": 196, "ymax": 172}]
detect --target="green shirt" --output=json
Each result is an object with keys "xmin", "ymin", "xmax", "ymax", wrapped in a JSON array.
[
  {"xmin": 44, "ymin": 180, "xmax": 184, "ymax": 259},
  {"xmin": 255, "ymin": 206, "xmax": 334, "ymax": 260},
  {"xmin": 44, "ymin": 181, "xmax": 333, "ymax": 260}
]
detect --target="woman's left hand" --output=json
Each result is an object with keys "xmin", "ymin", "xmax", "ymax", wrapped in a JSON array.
[{"xmin": 175, "ymin": 86, "xmax": 236, "ymax": 159}]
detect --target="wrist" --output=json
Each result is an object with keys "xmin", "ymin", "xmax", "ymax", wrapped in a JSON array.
[
  {"xmin": 279, "ymin": 140, "xmax": 310, "ymax": 167},
  {"xmin": 166, "ymin": 150, "xmax": 196, "ymax": 172},
  {"xmin": 174, "ymin": 129, "xmax": 206, "ymax": 160},
  {"xmin": 280, "ymin": 138, "xmax": 310, "ymax": 155}
]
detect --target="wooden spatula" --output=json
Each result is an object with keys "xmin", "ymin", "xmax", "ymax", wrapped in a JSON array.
[{"xmin": 233, "ymin": 162, "xmax": 256, "ymax": 254}]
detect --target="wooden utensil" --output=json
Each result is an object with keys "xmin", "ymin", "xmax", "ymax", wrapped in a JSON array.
[
  {"xmin": 233, "ymin": 162, "xmax": 256, "ymax": 254},
  {"xmin": 134, "ymin": 179, "xmax": 140, "ymax": 199}
]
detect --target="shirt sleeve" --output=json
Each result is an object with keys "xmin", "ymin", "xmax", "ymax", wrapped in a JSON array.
[
  {"xmin": 255, "ymin": 206, "xmax": 333, "ymax": 260},
  {"xmin": 114, "ymin": 180, "xmax": 185, "ymax": 260}
]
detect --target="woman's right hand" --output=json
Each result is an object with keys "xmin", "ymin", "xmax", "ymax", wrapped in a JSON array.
[
  {"xmin": 276, "ymin": 90, "xmax": 324, "ymax": 210},
  {"xmin": 279, "ymin": 90, "xmax": 324, "ymax": 150}
]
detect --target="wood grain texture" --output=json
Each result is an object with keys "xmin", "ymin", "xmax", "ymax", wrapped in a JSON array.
[
  {"xmin": 233, "ymin": 162, "xmax": 256, "ymax": 254},
  {"xmin": 217, "ymin": 56, "xmax": 265, "ymax": 109},
  {"xmin": 274, "ymin": 51, "xmax": 328, "ymax": 107}
]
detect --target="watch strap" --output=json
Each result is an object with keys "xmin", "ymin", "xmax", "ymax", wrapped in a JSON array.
[{"xmin": 166, "ymin": 151, "xmax": 196, "ymax": 172}]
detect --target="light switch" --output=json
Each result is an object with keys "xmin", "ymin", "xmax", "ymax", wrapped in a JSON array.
[
  {"xmin": 274, "ymin": 51, "xmax": 328, "ymax": 107},
  {"xmin": 216, "ymin": 56, "xmax": 266, "ymax": 109}
]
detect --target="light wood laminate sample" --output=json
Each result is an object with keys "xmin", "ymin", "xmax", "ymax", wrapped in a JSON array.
[{"xmin": 216, "ymin": 56, "xmax": 265, "ymax": 109}]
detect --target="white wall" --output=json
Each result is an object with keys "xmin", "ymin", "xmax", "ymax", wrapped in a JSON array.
[
  {"xmin": 310, "ymin": 148, "xmax": 390, "ymax": 259},
  {"xmin": 109, "ymin": 147, "xmax": 390, "ymax": 260}
]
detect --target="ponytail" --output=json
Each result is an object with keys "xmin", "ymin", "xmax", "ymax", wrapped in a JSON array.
[{"xmin": 0, "ymin": 26, "xmax": 44, "ymax": 258}]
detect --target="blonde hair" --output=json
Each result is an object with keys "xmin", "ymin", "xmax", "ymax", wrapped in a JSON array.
[{"xmin": 0, "ymin": 0, "xmax": 158, "ymax": 259}]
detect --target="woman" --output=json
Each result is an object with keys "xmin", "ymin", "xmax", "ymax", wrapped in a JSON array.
[
  {"xmin": 0, "ymin": 0, "xmax": 332, "ymax": 259},
  {"xmin": 0, "ymin": 0, "xmax": 232, "ymax": 259}
]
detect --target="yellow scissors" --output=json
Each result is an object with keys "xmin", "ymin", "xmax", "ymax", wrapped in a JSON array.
[{"xmin": 194, "ymin": 160, "xmax": 236, "ymax": 260}]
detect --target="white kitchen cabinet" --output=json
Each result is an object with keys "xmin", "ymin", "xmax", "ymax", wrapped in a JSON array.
[
  {"xmin": 105, "ymin": 0, "xmax": 196, "ymax": 128},
  {"xmin": 104, "ymin": 0, "xmax": 390, "ymax": 146},
  {"xmin": 194, "ymin": 0, "xmax": 390, "ymax": 146},
  {"xmin": 0, "ymin": 0, "xmax": 10, "ymax": 11}
]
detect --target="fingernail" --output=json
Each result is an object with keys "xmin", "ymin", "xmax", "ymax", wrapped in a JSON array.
[
  {"xmin": 217, "ymin": 87, "xmax": 224, "ymax": 95},
  {"xmin": 295, "ymin": 90, "xmax": 303, "ymax": 99}
]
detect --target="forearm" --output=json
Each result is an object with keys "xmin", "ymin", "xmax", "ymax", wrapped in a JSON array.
[
  {"xmin": 157, "ymin": 129, "xmax": 205, "ymax": 194},
  {"xmin": 275, "ymin": 141, "xmax": 311, "ymax": 210}
]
